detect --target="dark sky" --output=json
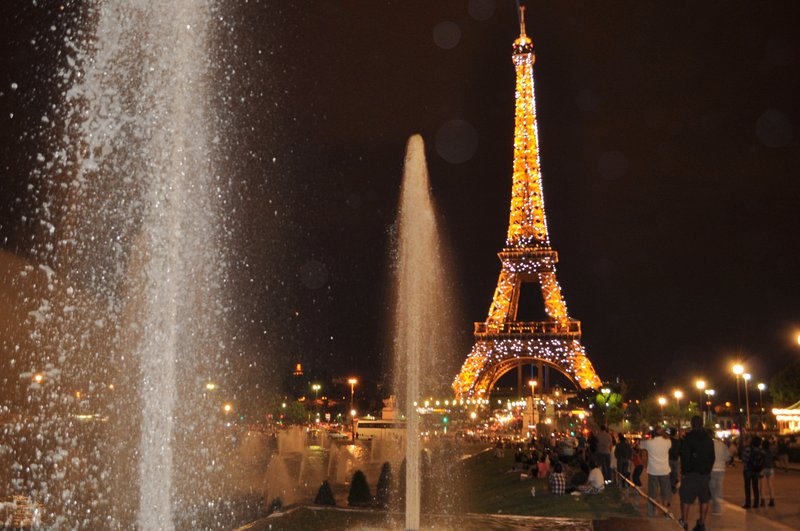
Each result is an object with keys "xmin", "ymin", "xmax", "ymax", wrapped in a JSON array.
[{"xmin": 1, "ymin": 1, "xmax": 799, "ymax": 400}]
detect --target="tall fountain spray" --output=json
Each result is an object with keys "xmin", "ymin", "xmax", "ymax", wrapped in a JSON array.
[
  {"xmin": 393, "ymin": 135, "xmax": 452, "ymax": 530},
  {"xmin": 20, "ymin": 2, "xmax": 227, "ymax": 528}
]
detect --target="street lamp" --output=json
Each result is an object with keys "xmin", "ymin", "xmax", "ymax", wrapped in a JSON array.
[
  {"xmin": 223, "ymin": 403, "xmax": 232, "ymax": 414},
  {"xmin": 742, "ymin": 373, "xmax": 752, "ymax": 429},
  {"xmin": 695, "ymin": 380, "xmax": 706, "ymax": 423},
  {"xmin": 528, "ymin": 380, "xmax": 537, "ymax": 425},
  {"xmin": 348, "ymin": 378, "xmax": 358, "ymax": 440},
  {"xmin": 757, "ymin": 383, "xmax": 766, "ymax": 426},
  {"xmin": 312, "ymin": 383, "xmax": 321, "ymax": 417},
  {"xmin": 674, "ymin": 389, "xmax": 684, "ymax": 422},
  {"xmin": 658, "ymin": 396, "xmax": 667, "ymax": 422},
  {"xmin": 732, "ymin": 363, "xmax": 744, "ymax": 430},
  {"xmin": 705, "ymin": 389, "xmax": 716, "ymax": 422}
]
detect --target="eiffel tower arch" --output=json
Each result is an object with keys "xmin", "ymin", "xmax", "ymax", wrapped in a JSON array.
[{"xmin": 454, "ymin": 10, "xmax": 601, "ymax": 400}]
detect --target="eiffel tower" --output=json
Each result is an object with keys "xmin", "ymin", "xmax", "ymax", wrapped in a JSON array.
[{"xmin": 453, "ymin": 10, "xmax": 601, "ymax": 400}]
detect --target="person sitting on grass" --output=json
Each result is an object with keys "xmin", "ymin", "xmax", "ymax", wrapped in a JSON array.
[
  {"xmin": 568, "ymin": 459, "xmax": 590, "ymax": 493},
  {"xmin": 514, "ymin": 446, "xmax": 524, "ymax": 470},
  {"xmin": 549, "ymin": 463, "xmax": 566, "ymax": 495},
  {"xmin": 537, "ymin": 455, "xmax": 550, "ymax": 478},
  {"xmin": 578, "ymin": 461, "xmax": 605, "ymax": 494}
]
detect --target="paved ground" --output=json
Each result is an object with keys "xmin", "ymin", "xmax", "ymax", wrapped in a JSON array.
[{"xmin": 632, "ymin": 465, "xmax": 800, "ymax": 530}]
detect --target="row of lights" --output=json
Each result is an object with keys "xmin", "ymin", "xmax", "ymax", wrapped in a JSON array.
[{"xmin": 654, "ymin": 367, "xmax": 769, "ymax": 430}]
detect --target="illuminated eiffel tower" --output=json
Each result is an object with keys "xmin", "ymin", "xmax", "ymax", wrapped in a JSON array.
[{"xmin": 453, "ymin": 9, "xmax": 601, "ymax": 400}]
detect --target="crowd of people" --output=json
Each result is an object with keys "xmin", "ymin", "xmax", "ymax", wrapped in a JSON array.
[{"xmin": 500, "ymin": 417, "xmax": 796, "ymax": 531}]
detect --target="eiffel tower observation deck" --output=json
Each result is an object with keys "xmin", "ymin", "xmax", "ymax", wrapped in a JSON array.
[{"xmin": 454, "ymin": 9, "xmax": 602, "ymax": 400}]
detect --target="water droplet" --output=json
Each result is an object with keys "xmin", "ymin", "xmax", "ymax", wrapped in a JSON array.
[
  {"xmin": 597, "ymin": 150, "xmax": 627, "ymax": 180},
  {"xmin": 468, "ymin": 0, "xmax": 496, "ymax": 21},
  {"xmin": 756, "ymin": 109, "xmax": 792, "ymax": 148},
  {"xmin": 435, "ymin": 120, "xmax": 478, "ymax": 164},
  {"xmin": 433, "ymin": 21, "xmax": 461, "ymax": 50}
]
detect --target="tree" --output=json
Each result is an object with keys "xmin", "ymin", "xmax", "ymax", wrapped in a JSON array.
[
  {"xmin": 375, "ymin": 462, "xmax": 392, "ymax": 508},
  {"xmin": 348, "ymin": 470, "xmax": 372, "ymax": 507},
  {"xmin": 281, "ymin": 400, "xmax": 308, "ymax": 425},
  {"xmin": 593, "ymin": 389, "xmax": 624, "ymax": 426},
  {"xmin": 314, "ymin": 480, "xmax": 336, "ymax": 506},
  {"xmin": 266, "ymin": 497, "xmax": 282, "ymax": 514},
  {"xmin": 770, "ymin": 361, "xmax": 800, "ymax": 406}
]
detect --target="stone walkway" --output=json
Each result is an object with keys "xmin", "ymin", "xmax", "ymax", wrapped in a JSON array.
[{"xmin": 632, "ymin": 465, "xmax": 800, "ymax": 530}]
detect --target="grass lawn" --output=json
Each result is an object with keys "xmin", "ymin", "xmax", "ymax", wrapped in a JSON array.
[
  {"xmin": 237, "ymin": 445, "xmax": 646, "ymax": 530},
  {"xmin": 461, "ymin": 449, "xmax": 640, "ymax": 519}
]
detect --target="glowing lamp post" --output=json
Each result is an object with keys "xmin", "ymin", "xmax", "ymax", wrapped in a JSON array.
[
  {"xmin": 348, "ymin": 378, "xmax": 358, "ymax": 440},
  {"xmin": 742, "ymin": 373, "xmax": 752, "ymax": 429},
  {"xmin": 695, "ymin": 380, "xmax": 706, "ymax": 423},
  {"xmin": 312, "ymin": 383, "xmax": 321, "ymax": 399},
  {"xmin": 732, "ymin": 364, "xmax": 744, "ymax": 430},
  {"xmin": 658, "ymin": 396, "xmax": 667, "ymax": 423},
  {"xmin": 757, "ymin": 383, "xmax": 766, "ymax": 425},
  {"xmin": 348, "ymin": 378, "xmax": 358, "ymax": 411},
  {"xmin": 529, "ymin": 380, "xmax": 537, "ymax": 425},
  {"xmin": 674, "ymin": 390, "xmax": 684, "ymax": 422},
  {"xmin": 223, "ymin": 403, "xmax": 232, "ymax": 414},
  {"xmin": 705, "ymin": 389, "xmax": 716, "ymax": 422}
]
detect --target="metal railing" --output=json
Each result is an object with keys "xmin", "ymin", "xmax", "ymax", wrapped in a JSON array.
[
  {"xmin": 474, "ymin": 321, "xmax": 581, "ymax": 336},
  {"xmin": 614, "ymin": 470, "xmax": 684, "ymax": 528}
]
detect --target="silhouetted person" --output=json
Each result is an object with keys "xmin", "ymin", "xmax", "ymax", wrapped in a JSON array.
[
  {"xmin": 678, "ymin": 416, "xmax": 714, "ymax": 531},
  {"xmin": 741, "ymin": 435, "xmax": 765, "ymax": 509}
]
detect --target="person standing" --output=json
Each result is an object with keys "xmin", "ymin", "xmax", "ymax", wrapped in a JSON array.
[
  {"xmin": 678, "ymin": 416, "xmax": 714, "ymax": 531},
  {"xmin": 615, "ymin": 433, "xmax": 633, "ymax": 488},
  {"xmin": 710, "ymin": 433, "xmax": 729, "ymax": 515},
  {"xmin": 588, "ymin": 430, "xmax": 598, "ymax": 463},
  {"xmin": 610, "ymin": 435, "xmax": 618, "ymax": 484},
  {"xmin": 577, "ymin": 431, "xmax": 587, "ymax": 461},
  {"xmin": 641, "ymin": 427, "xmax": 673, "ymax": 517},
  {"xmin": 776, "ymin": 437, "xmax": 789, "ymax": 472},
  {"xmin": 669, "ymin": 427, "xmax": 682, "ymax": 493},
  {"xmin": 632, "ymin": 446, "xmax": 644, "ymax": 488},
  {"xmin": 760, "ymin": 439, "xmax": 775, "ymax": 507},
  {"xmin": 727, "ymin": 439, "xmax": 738, "ymax": 467},
  {"xmin": 741, "ymin": 435, "xmax": 764, "ymax": 509},
  {"xmin": 595, "ymin": 426, "xmax": 613, "ymax": 482}
]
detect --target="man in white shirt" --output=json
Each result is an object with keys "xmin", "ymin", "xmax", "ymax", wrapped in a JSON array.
[
  {"xmin": 641, "ymin": 427, "xmax": 673, "ymax": 517},
  {"xmin": 578, "ymin": 461, "xmax": 605, "ymax": 494},
  {"xmin": 710, "ymin": 435, "xmax": 729, "ymax": 515},
  {"xmin": 587, "ymin": 462, "xmax": 605, "ymax": 492}
]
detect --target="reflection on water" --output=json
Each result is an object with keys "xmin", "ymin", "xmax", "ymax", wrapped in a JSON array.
[{"xmin": 237, "ymin": 506, "xmax": 592, "ymax": 531}]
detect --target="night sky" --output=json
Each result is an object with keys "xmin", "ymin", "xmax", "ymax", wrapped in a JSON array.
[{"xmin": 1, "ymin": 1, "xmax": 799, "ymax": 401}]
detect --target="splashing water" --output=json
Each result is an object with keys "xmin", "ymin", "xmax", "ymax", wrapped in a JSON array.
[
  {"xmin": 4, "ymin": 1, "xmax": 243, "ymax": 528},
  {"xmin": 393, "ymin": 135, "xmax": 454, "ymax": 530}
]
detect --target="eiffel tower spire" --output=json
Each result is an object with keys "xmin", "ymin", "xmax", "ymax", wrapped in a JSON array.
[
  {"xmin": 453, "ymin": 15, "xmax": 601, "ymax": 400},
  {"xmin": 508, "ymin": 5, "xmax": 547, "ymax": 248}
]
